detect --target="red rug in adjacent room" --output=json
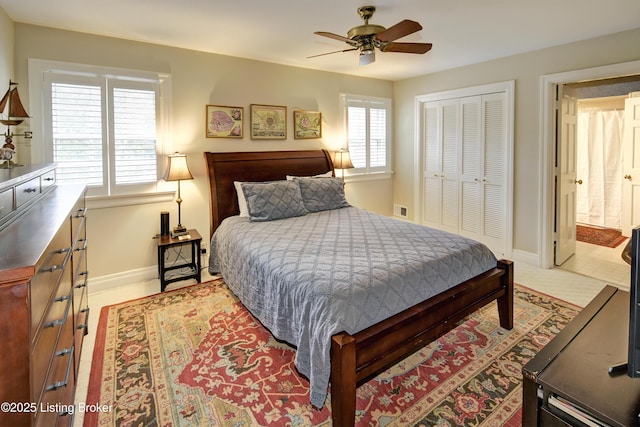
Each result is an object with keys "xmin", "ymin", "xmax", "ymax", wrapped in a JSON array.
[
  {"xmin": 576, "ymin": 224, "xmax": 628, "ymax": 248},
  {"xmin": 85, "ymin": 279, "xmax": 578, "ymax": 426}
]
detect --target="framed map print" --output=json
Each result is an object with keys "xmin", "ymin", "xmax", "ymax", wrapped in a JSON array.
[
  {"xmin": 250, "ymin": 104, "xmax": 286, "ymax": 139},
  {"xmin": 293, "ymin": 110, "xmax": 322, "ymax": 139},
  {"xmin": 206, "ymin": 105, "xmax": 243, "ymax": 138}
]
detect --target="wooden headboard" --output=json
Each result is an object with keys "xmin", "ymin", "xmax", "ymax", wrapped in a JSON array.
[{"xmin": 203, "ymin": 150, "xmax": 334, "ymax": 237}]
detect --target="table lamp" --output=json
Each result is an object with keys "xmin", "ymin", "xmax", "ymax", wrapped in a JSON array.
[
  {"xmin": 163, "ymin": 152, "xmax": 193, "ymax": 236},
  {"xmin": 331, "ymin": 148, "xmax": 354, "ymax": 181}
]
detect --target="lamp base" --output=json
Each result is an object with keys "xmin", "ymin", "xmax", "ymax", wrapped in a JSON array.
[{"xmin": 171, "ymin": 225, "xmax": 188, "ymax": 238}]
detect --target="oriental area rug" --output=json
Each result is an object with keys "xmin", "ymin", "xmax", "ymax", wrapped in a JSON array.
[
  {"xmin": 576, "ymin": 224, "xmax": 628, "ymax": 248},
  {"xmin": 85, "ymin": 279, "xmax": 579, "ymax": 426}
]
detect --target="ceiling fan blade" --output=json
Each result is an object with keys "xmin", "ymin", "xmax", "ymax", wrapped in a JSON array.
[
  {"xmin": 314, "ymin": 31, "xmax": 358, "ymax": 46},
  {"xmin": 359, "ymin": 50, "xmax": 376, "ymax": 66},
  {"xmin": 382, "ymin": 42, "xmax": 432, "ymax": 54},
  {"xmin": 375, "ymin": 19, "xmax": 422, "ymax": 42},
  {"xmin": 307, "ymin": 47, "xmax": 358, "ymax": 59}
]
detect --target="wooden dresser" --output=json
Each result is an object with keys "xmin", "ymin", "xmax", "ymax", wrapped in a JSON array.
[
  {"xmin": 522, "ymin": 285, "xmax": 640, "ymax": 426},
  {"xmin": 0, "ymin": 165, "xmax": 88, "ymax": 426}
]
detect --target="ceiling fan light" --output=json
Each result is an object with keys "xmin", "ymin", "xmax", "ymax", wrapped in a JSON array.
[
  {"xmin": 361, "ymin": 42, "xmax": 375, "ymax": 54},
  {"xmin": 359, "ymin": 50, "xmax": 375, "ymax": 66}
]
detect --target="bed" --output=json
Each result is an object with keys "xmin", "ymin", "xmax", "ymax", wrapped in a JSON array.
[{"xmin": 204, "ymin": 149, "xmax": 513, "ymax": 426}]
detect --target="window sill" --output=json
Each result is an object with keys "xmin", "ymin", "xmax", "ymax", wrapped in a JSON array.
[
  {"xmin": 343, "ymin": 171, "xmax": 394, "ymax": 183},
  {"xmin": 87, "ymin": 191, "xmax": 175, "ymax": 209}
]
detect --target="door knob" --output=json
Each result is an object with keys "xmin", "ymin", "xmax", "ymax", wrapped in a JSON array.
[
  {"xmin": 625, "ymin": 174, "xmax": 632, "ymax": 180},
  {"xmin": 575, "ymin": 179, "xmax": 583, "ymax": 185}
]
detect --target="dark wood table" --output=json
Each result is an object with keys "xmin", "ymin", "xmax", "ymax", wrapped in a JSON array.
[
  {"xmin": 155, "ymin": 228, "xmax": 202, "ymax": 291},
  {"xmin": 522, "ymin": 285, "xmax": 640, "ymax": 426}
]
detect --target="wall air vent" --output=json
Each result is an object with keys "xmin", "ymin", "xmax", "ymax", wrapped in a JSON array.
[{"xmin": 393, "ymin": 204, "xmax": 408, "ymax": 218}]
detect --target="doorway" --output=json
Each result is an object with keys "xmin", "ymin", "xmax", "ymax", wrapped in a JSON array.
[
  {"xmin": 559, "ymin": 81, "xmax": 637, "ymax": 287},
  {"xmin": 540, "ymin": 60, "xmax": 640, "ymax": 286}
]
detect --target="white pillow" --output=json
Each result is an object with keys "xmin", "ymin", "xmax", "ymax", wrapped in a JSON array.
[
  {"xmin": 234, "ymin": 181, "xmax": 249, "ymax": 217},
  {"xmin": 286, "ymin": 171, "xmax": 333, "ymax": 180}
]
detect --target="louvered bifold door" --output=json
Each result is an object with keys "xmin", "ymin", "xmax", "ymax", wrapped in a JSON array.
[
  {"xmin": 460, "ymin": 96, "xmax": 482, "ymax": 241},
  {"xmin": 481, "ymin": 92, "xmax": 507, "ymax": 252},
  {"xmin": 422, "ymin": 101, "xmax": 441, "ymax": 227},
  {"xmin": 422, "ymin": 100, "xmax": 459, "ymax": 234}
]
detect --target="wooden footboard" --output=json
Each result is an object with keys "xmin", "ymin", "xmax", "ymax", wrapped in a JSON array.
[{"xmin": 330, "ymin": 259, "xmax": 514, "ymax": 427}]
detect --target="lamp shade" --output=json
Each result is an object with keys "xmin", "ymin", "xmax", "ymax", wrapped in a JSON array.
[
  {"xmin": 163, "ymin": 153, "xmax": 193, "ymax": 182},
  {"xmin": 331, "ymin": 149, "xmax": 354, "ymax": 170}
]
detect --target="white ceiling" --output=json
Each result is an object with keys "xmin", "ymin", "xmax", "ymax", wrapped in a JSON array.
[{"xmin": 1, "ymin": 0, "xmax": 639, "ymax": 81}]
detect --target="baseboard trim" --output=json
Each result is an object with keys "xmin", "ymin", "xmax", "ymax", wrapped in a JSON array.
[
  {"xmin": 88, "ymin": 266, "xmax": 157, "ymax": 295},
  {"xmin": 510, "ymin": 249, "xmax": 540, "ymax": 267}
]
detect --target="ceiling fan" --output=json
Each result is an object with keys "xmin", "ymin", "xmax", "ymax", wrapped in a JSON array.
[{"xmin": 309, "ymin": 6, "xmax": 432, "ymax": 66}]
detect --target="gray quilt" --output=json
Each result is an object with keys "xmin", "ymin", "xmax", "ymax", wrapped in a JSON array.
[{"xmin": 209, "ymin": 206, "xmax": 497, "ymax": 407}]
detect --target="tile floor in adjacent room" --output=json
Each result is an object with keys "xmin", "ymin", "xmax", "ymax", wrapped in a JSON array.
[{"xmin": 72, "ymin": 242, "xmax": 630, "ymax": 426}]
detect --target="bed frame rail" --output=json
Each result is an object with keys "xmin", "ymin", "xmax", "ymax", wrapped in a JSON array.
[{"xmin": 330, "ymin": 259, "xmax": 514, "ymax": 426}]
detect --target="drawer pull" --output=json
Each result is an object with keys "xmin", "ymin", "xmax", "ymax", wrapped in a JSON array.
[
  {"xmin": 75, "ymin": 238, "xmax": 88, "ymax": 251},
  {"xmin": 55, "ymin": 347, "xmax": 73, "ymax": 357},
  {"xmin": 42, "ymin": 248, "xmax": 72, "ymax": 272},
  {"xmin": 45, "ymin": 345, "xmax": 74, "ymax": 392},
  {"xmin": 23, "ymin": 187, "xmax": 37, "ymax": 194},
  {"xmin": 74, "ymin": 207, "xmax": 88, "ymax": 218},
  {"xmin": 78, "ymin": 307, "xmax": 90, "ymax": 335},
  {"xmin": 54, "ymin": 294, "xmax": 71, "ymax": 303},
  {"xmin": 45, "ymin": 318, "xmax": 65, "ymax": 328},
  {"xmin": 44, "ymin": 297, "xmax": 71, "ymax": 328},
  {"xmin": 44, "ymin": 177, "xmax": 54, "ymax": 181}
]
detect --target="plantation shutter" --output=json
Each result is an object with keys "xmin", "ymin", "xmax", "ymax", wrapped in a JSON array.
[
  {"xmin": 47, "ymin": 73, "xmax": 160, "ymax": 196},
  {"xmin": 51, "ymin": 82, "xmax": 105, "ymax": 187},
  {"xmin": 347, "ymin": 105, "xmax": 367, "ymax": 169},
  {"xmin": 112, "ymin": 87, "xmax": 158, "ymax": 185},
  {"xmin": 345, "ymin": 95, "xmax": 390, "ymax": 174}
]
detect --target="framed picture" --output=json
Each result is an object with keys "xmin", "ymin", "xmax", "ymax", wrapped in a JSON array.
[
  {"xmin": 206, "ymin": 105, "xmax": 243, "ymax": 138},
  {"xmin": 250, "ymin": 104, "xmax": 287, "ymax": 139},
  {"xmin": 293, "ymin": 110, "xmax": 322, "ymax": 139}
]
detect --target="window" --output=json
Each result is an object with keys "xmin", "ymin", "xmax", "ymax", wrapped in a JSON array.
[
  {"xmin": 341, "ymin": 94, "xmax": 392, "ymax": 176},
  {"xmin": 34, "ymin": 60, "xmax": 169, "ymax": 197}
]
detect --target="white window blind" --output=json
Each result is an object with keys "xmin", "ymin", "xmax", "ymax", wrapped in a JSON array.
[
  {"xmin": 343, "ymin": 94, "xmax": 391, "ymax": 175},
  {"xmin": 52, "ymin": 82, "xmax": 104, "ymax": 186},
  {"xmin": 113, "ymin": 88, "xmax": 157, "ymax": 185},
  {"xmin": 44, "ymin": 66, "xmax": 165, "ymax": 197}
]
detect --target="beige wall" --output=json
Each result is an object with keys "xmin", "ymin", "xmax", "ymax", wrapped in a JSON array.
[
  {"xmin": 393, "ymin": 27, "xmax": 640, "ymax": 261},
  {"xmin": 0, "ymin": 8, "xmax": 13, "ymax": 103},
  {"xmin": 11, "ymin": 23, "xmax": 393, "ymax": 285},
  {"xmin": 5, "ymin": 15, "xmax": 640, "ymax": 283}
]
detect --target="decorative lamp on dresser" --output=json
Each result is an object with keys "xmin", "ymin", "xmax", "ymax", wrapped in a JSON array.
[{"xmin": 0, "ymin": 164, "xmax": 88, "ymax": 426}]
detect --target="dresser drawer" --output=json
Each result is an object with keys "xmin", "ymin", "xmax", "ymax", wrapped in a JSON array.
[
  {"xmin": 40, "ymin": 169, "xmax": 56, "ymax": 191},
  {"xmin": 30, "ymin": 261, "xmax": 67, "ymax": 336},
  {"xmin": 0, "ymin": 187, "xmax": 13, "ymax": 222},
  {"xmin": 73, "ymin": 289, "xmax": 89, "ymax": 377},
  {"xmin": 35, "ymin": 337, "xmax": 74, "ymax": 427},
  {"xmin": 30, "ymin": 226, "xmax": 73, "ymax": 337},
  {"xmin": 31, "ymin": 287, "xmax": 73, "ymax": 404},
  {"xmin": 15, "ymin": 176, "xmax": 41, "ymax": 208}
]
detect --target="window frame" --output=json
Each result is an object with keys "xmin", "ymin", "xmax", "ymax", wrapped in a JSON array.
[
  {"xmin": 340, "ymin": 93, "xmax": 393, "ymax": 180},
  {"xmin": 28, "ymin": 59, "xmax": 172, "ymax": 205}
]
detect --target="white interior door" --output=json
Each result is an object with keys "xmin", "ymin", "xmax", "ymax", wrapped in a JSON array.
[
  {"xmin": 422, "ymin": 99, "xmax": 459, "ymax": 234},
  {"xmin": 555, "ymin": 86, "xmax": 579, "ymax": 266},
  {"xmin": 622, "ymin": 93, "xmax": 640, "ymax": 236}
]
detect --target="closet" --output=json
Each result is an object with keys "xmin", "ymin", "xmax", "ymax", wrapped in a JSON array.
[{"xmin": 418, "ymin": 81, "xmax": 513, "ymax": 257}]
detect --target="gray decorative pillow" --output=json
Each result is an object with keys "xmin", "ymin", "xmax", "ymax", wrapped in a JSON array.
[
  {"xmin": 294, "ymin": 177, "xmax": 350, "ymax": 212},
  {"xmin": 241, "ymin": 180, "xmax": 308, "ymax": 221}
]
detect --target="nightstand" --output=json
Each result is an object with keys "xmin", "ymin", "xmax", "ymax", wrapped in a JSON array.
[{"xmin": 155, "ymin": 228, "xmax": 202, "ymax": 291}]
